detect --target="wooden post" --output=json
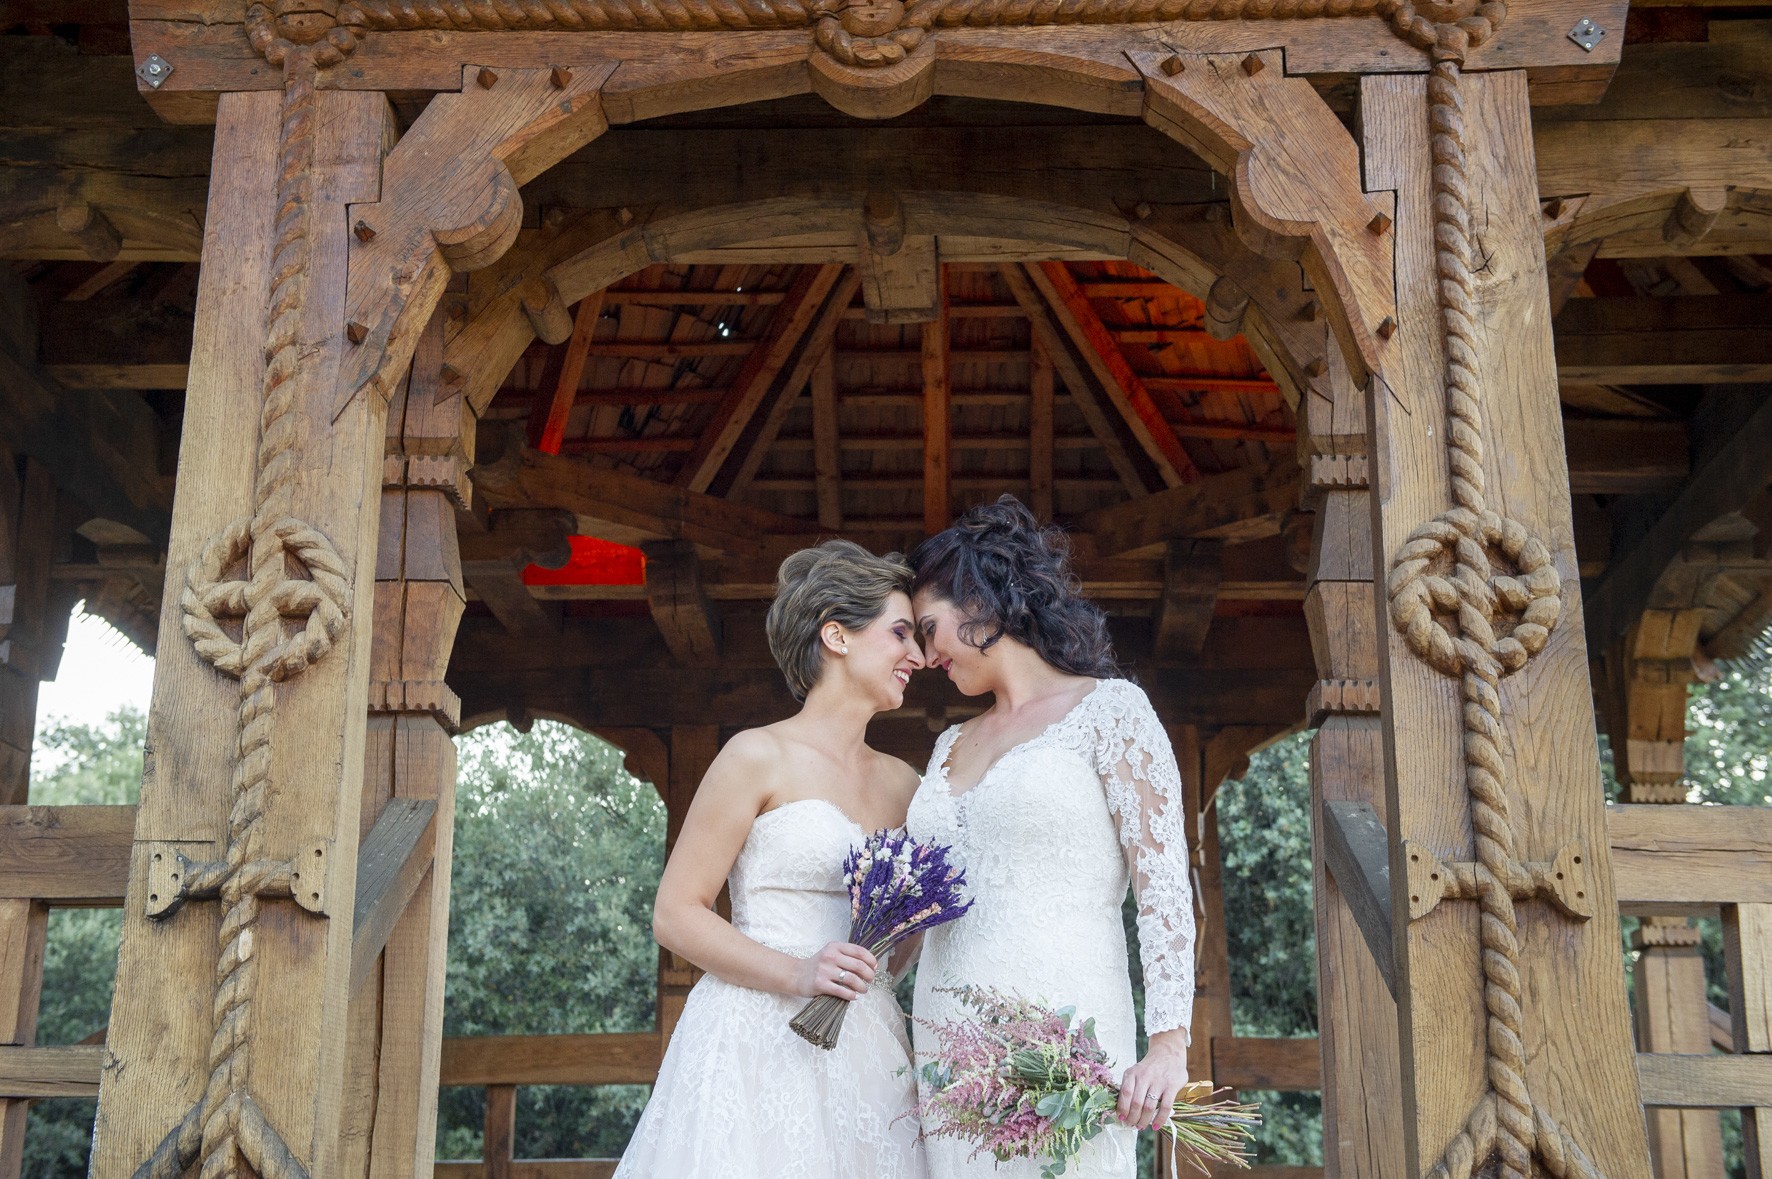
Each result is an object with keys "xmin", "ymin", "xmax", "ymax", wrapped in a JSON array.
[
  {"xmin": 339, "ymin": 309, "xmax": 468, "ymax": 1179},
  {"xmin": 1723, "ymin": 904, "xmax": 1772, "ymax": 1179},
  {"xmin": 1363, "ymin": 65, "xmax": 1650, "ymax": 1179},
  {"xmin": 91, "ymin": 86, "xmax": 397, "ymax": 1179},
  {"xmin": 483, "ymin": 1084, "xmax": 516, "ymax": 1179},
  {"xmin": 0, "ymin": 899, "xmax": 47, "ymax": 1179},
  {"xmin": 0, "ymin": 456, "xmax": 56, "ymax": 807},
  {"xmin": 658, "ymin": 725, "xmax": 719, "ymax": 1044},
  {"xmin": 1302, "ymin": 349, "xmax": 1405, "ymax": 1179},
  {"xmin": 1599, "ymin": 616, "xmax": 1723, "ymax": 1179}
]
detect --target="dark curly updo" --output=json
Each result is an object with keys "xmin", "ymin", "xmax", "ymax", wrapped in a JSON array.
[{"xmin": 910, "ymin": 496, "xmax": 1120, "ymax": 678}]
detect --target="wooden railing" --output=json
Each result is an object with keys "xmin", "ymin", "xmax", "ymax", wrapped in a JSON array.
[{"xmin": 3, "ymin": 799, "xmax": 1768, "ymax": 1178}]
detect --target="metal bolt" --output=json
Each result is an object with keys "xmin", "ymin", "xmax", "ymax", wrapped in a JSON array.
[
  {"xmin": 137, "ymin": 54, "xmax": 173, "ymax": 89},
  {"xmin": 1567, "ymin": 18, "xmax": 1603, "ymax": 52},
  {"xmin": 353, "ymin": 220, "xmax": 376, "ymax": 243},
  {"xmin": 1160, "ymin": 55, "xmax": 1186, "ymax": 77}
]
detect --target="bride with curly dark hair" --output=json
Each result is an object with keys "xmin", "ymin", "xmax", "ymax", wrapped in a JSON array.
[{"xmin": 904, "ymin": 496, "xmax": 1198, "ymax": 1179}]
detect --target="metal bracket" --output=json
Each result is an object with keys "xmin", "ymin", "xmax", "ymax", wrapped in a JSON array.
[
  {"xmin": 136, "ymin": 54, "xmax": 173, "ymax": 88},
  {"xmin": 1567, "ymin": 18, "xmax": 1604, "ymax": 52},
  {"xmin": 144, "ymin": 839, "xmax": 333, "ymax": 919},
  {"xmin": 1404, "ymin": 840, "xmax": 1594, "ymax": 922}
]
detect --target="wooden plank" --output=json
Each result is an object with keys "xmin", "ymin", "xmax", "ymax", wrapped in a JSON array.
[
  {"xmin": 675, "ymin": 264, "xmax": 843, "ymax": 493},
  {"xmin": 642, "ymin": 540, "xmax": 722, "ymax": 667},
  {"xmin": 858, "ymin": 194, "xmax": 940, "ymax": 323},
  {"xmin": 1028, "ymin": 338, "xmax": 1054, "ymax": 521},
  {"xmin": 1363, "ymin": 69, "xmax": 1650, "ymax": 1179},
  {"xmin": 1084, "ymin": 457, "xmax": 1300, "ymax": 557},
  {"xmin": 1319, "ymin": 801, "xmax": 1395, "ymax": 996},
  {"xmin": 1210, "ymin": 1036, "xmax": 1322, "ymax": 1091},
  {"xmin": 0, "ymin": 1044, "xmax": 101, "ymax": 1100},
  {"xmin": 528, "ymin": 290, "xmax": 604, "ymax": 455},
  {"xmin": 1631, "ymin": 920, "xmax": 1725, "ymax": 1176},
  {"xmin": 923, "ymin": 271, "xmax": 950, "ymax": 535},
  {"xmin": 439, "ymin": 1033, "xmax": 665, "ymax": 1087},
  {"xmin": 1151, "ymin": 540, "xmax": 1220, "ymax": 660},
  {"xmin": 1724, "ymin": 903, "xmax": 1772, "ymax": 1054},
  {"xmin": 1563, "ymin": 419, "xmax": 1687, "ymax": 495},
  {"xmin": 0, "ymin": 900, "xmax": 47, "ymax": 1176},
  {"xmin": 484, "ymin": 1084, "xmax": 516, "ymax": 1179},
  {"xmin": 1608, "ymin": 804, "xmax": 1772, "ymax": 912},
  {"xmin": 997, "ymin": 263, "xmax": 1148, "ymax": 497},
  {"xmin": 0, "ymin": 804, "xmax": 136, "ymax": 903},
  {"xmin": 810, "ymin": 346, "xmax": 842, "ymax": 530},
  {"xmin": 1636, "ymin": 1054, "xmax": 1772, "ymax": 1108},
  {"xmin": 436, "ymin": 1163, "xmax": 616, "ymax": 1179},
  {"xmin": 349, "ymin": 798, "xmax": 439, "ymax": 993},
  {"xmin": 1555, "ymin": 296, "xmax": 1772, "ymax": 384},
  {"xmin": 1029, "ymin": 261, "xmax": 1197, "ymax": 486}
]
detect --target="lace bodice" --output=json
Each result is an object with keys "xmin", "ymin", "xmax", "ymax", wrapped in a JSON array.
[{"xmin": 908, "ymin": 678, "xmax": 1197, "ymax": 1035}]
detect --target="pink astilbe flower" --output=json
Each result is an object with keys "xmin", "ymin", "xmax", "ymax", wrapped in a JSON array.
[{"xmin": 908, "ymin": 987, "xmax": 1261, "ymax": 1179}]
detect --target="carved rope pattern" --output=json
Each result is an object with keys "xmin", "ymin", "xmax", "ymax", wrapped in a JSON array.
[
  {"xmin": 1384, "ymin": 44, "xmax": 1608, "ymax": 1179},
  {"xmin": 330, "ymin": 0, "xmax": 1503, "ymax": 65},
  {"xmin": 150, "ymin": 48, "xmax": 353, "ymax": 1179}
]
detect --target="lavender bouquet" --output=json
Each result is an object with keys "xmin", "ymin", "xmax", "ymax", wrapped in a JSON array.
[
  {"xmin": 912, "ymin": 987, "xmax": 1260, "ymax": 1178},
  {"xmin": 788, "ymin": 829, "xmax": 972, "ymax": 1050}
]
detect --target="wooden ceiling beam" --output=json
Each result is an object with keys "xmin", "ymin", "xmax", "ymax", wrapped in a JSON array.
[
  {"xmin": 1152, "ymin": 539, "xmax": 1223, "ymax": 661},
  {"xmin": 1085, "ymin": 456, "xmax": 1302, "ymax": 557},
  {"xmin": 527, "ymin": 289, "xmax": 604, "ymax": 454},
  {"xmin": 674, "ymin": 263, "xmax": 844, "ymax": 494},
  {"xmin": 471, "ymin": 439, "xmax": 819, "ymax": 557},
  {"xmin": 923, "ymin": 272, "xmax": 952, "ymax": 535},
  {"xmin": 1585, "ymin": 385, "xmax": 1772, "ymax": 652},
  {"xmin": 1027, "ymin": 262, "xmax": 1199, "ymax": 486},
  {"xmin": 642, "ymin": 539, "xmax": 723, "ymax": 667},
  {"xmin": 726, "ymin": 269, "xmax": 863, "ymax": 500},
  {"xmin": 998, "ymin": 263, "xmax": 1149, "ymax": 498},
  {"xmin": 810, "ymin": 347, "xmax": 843, "ymax": 530},
  {"xmin": 1554, "ymin": 296, "xmax": 1772, "ymax": 384},
  {"xmin": 1029, "ymin": 338, "xmax": 1055, "ymax": 521}
]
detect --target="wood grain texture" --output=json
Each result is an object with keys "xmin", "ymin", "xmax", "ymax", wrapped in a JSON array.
[
  {"xmin": 1363, "ymin": 68, "xmax": 1649, "ymax": 1179},
  {"xmin": 922, "ymin": 271, "xmax": 950, "ymax": 535},
  {"xmin": 0, "ymin": 805, "xmax": 135, "ymax": 904}
]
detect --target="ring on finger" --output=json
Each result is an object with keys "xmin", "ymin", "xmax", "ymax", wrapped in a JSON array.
[{"xmin": 836, "ymin": 969, "xmax": 850, "ymax": 984}]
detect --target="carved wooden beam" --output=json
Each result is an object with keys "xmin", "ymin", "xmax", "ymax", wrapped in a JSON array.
[
  {"xmin": 1084, "ymin": 456, "xmax": 1300, "ymax": 557},
  {"xmin": 527, "ymin": 289, "xmax": 604, "ymax": 453},
  {"xmin": 1151, "ymin": 540, "xmax": 1221, "ymax": 660},
  {"xmin": 1319, "ymin": 800, "xmax": 1397, "ymax": 996},
  {"xmin": 643, "ymin": 539, "xmax": 723, "ymax": 667}
]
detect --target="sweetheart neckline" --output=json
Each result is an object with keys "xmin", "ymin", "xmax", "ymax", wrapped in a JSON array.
[
  {"xmin": 754, "ymin": 796, "xmax": 871, "ymax": 833},
  {"xmin": 934, "ymin": 678, "xmax": 1105, "ymax": 802}
]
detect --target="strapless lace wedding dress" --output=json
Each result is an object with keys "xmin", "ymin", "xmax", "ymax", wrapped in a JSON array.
[
  {"xmin": 906, "ymin": 679, "xmax": 1196, "ymax": 1179},
  {"xmin": 613, "ymin": 799, "xmax": 926, "ymax": 1179}
]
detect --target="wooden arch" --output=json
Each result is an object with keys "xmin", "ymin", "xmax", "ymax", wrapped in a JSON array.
[{"xmin": 334, "ymin": 42, "xmax": 1397, "ymax": 426}]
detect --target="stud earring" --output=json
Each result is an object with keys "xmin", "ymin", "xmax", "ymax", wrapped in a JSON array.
[{"xmin": 839, "ymin": 644, "xmax": 850, "ymax": 654}]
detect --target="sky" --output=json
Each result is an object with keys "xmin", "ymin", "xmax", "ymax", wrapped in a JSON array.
[{"xmin": 34, "ymin": 606, "xmax": 157, "ymax": 729}]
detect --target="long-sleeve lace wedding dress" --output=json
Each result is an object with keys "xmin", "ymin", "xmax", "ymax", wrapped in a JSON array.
[
  {"xmin": 906, "ymin": 678, "xmax": 1197, "ymax": 1178},
  {"xmin": 613, "ymin": 798, "xmax": 926, "ymax": 1179}
]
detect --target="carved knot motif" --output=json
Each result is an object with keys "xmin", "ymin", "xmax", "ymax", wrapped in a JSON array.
[
  {"xmin": 180, "ymin": 515, "xmax": 351, "ymax": 682},
  {"xmin": 1386, "ymin": 506, "xmax": 1561, "ymax": 683}
]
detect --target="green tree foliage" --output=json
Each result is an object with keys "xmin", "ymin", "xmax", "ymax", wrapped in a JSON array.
[
  {"xmin": 436, "ymin": 722, "xmax": 666, "ymax": 1161},
  {"xmin": 23, "ymin": 710, "xmax": 142, "ymax": 1179},
  {"xmin": 1216, "ymin": 731, "xmax": 1323, "ymax": 1166}
]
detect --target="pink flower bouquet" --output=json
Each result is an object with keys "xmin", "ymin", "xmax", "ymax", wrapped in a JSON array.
[{"xmin": 911, "ymin": 986, "xmax": 1260, "ymax": 1178}]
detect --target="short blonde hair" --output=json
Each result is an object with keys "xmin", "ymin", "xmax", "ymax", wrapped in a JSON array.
[{"xmin": 767, "ymin": 540, "xmax": 913, "ymax": 701}]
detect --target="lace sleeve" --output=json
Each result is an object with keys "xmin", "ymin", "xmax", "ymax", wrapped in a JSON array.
[{"xmin": 1093, "ymin": 681, "xmax": 1197, "ymax": 1037}]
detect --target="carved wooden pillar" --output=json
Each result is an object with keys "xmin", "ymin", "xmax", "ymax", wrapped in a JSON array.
[
  {"xmin": 1362, "ymin": 64, "xmax": 1651, "ymax": 1179},
  {"xmin": 339, "ymin": 307, "xmax": 469, "ymax": 1179},
  {"xmin": 92, "ymin": 85, "xmax": 398, "ymax": 1179},
  {"xmin": 1303, "ymin": 351, "xmax": 1406, "ymax": 1179}
]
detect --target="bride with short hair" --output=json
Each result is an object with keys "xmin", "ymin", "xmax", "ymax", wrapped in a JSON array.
[
  {"xmin": 906, "ymin": 496, "xmax": 1197, "ymax": 1178},
  {"xmin": 614, "ymin": 540, "xmax": 929, "ymax": 1179}
]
